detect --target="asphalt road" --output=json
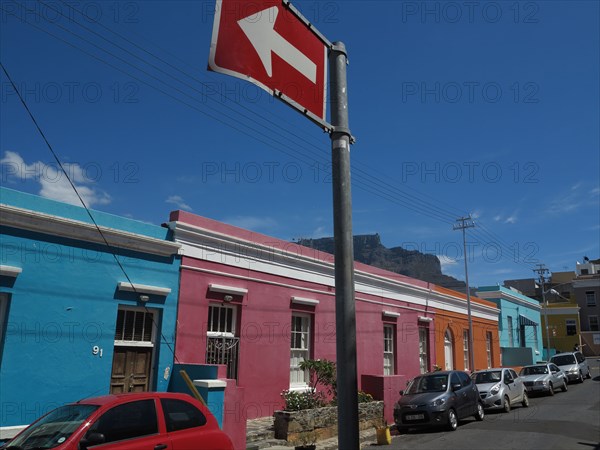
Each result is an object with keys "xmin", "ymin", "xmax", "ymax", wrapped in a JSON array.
[{"xmin": 370, "ymin": 359, "xmax": 600, "ymax": 450}]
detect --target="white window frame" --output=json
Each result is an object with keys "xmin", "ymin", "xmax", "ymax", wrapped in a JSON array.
[
  {"xmin": 383, "ymin": 324, "xmax": 395, "ymax": 375},
  {"xmin": 114, "ymin": 306, "xmax": 157, "ymax": 348},
  {"xmin": 589, "ymin": 315, "xmax": 599, "ymax": 332},
  {"xmin": 418, "ymin": 327, "xmax": 429, "ymax": 374},
  {"xmin": 486, "ymin": 331, "xmax": 493, "ymax": 369},
  {"xmin": 586, "ymin": 291, "xmax": 597, "ymax": 307},
  {"xmin": 290, "ymin": 313, "xmax": 311, "ymax": 389},
  {"xmin": 206, "ymin": 303, "xmax": 237, "ymax": 338},
  {"xmin": 463, "ymin": 330, "xmax": 470, "ymax": 371}
]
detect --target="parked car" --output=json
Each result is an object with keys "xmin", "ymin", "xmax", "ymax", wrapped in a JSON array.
[
  {"xmin": 550, "ymin": 351, "xmax": 591, "ymax": 383},
  {"xmin": 519, "ymin": 363, "xmax": 568, "ymax": 396},
  {"xmin": 471, "ymin": 368, "xmax": 528, "ymax": 412},
  {"xmin": 0, "ymin": 392, "xmax": 233, "ymax": 450},
  {"xmin": 393, "ymin": 370, "xmax": 484, "ymax": 432}
]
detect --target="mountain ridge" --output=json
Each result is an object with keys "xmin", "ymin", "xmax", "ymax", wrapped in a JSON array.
[{"xmin": 296, "ymin": 234, "xmax": 468, "ymax": 291}]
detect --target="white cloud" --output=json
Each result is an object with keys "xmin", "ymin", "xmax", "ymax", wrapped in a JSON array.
[
  {"xmin": 437, "ymin": 255, "xmax": 458, "ymax": 270},
  {"xmin": 0, "ymin": 151, "xmax": 111, "ymax": 207},
  {"xmin": 504, "ymin": 214, "xmax": 518, "ymax": 224},
  {"xmin": 166, "ymin": 195, "xmax": 192, "ymax": 211}
]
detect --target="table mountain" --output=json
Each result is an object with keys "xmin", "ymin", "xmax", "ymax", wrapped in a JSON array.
[{"xmin": 296, "ymin": 234, "xmax": 467, "ymax": 291}]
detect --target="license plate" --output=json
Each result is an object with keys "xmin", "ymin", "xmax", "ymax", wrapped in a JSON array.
[{"xmin": 406, "ymin": 414, "xmax": 424, "ymax": 421}]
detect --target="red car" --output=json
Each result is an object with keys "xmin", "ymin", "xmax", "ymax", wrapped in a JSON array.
[{"xmin": 1, "ymin": 392, "xmax": 233, "ymax": 450}]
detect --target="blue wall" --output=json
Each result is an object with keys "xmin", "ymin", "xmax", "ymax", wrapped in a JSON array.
[
  {"xmin": 478, "ymin": 286, "xmax": 544, "ymax": 365},
  {"xmin": 0, "ymin": 188, "xmax": 180, "ymax": 428}
]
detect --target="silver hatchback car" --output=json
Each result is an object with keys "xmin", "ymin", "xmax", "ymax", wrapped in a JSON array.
[{"xmin": 471, "ymin": 368, "xmax": 529, "ymax": 412}]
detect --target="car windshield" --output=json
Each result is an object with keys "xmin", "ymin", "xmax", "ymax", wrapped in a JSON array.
[
  {"xmin": 551, "ymin": 355, "xmax": 576, "ymax": 365},
  {"xmin": 6, "ymin": 404, "xmax": 99, "ymax": 449},
  {"xmin": 520, "ymin": 366, "xmax": 548, "ymax": 376},
  {"xmin": 472, "ymin": 371, "xmax": 502, "ymax": 384},
  {"xmin": 405, "ymin": 374, "xmax": 449, "ymax": 394}
]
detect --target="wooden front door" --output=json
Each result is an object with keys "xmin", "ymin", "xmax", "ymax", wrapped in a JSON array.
[{"xmin": 110, "ymin": 347, "xmax": 152, "ymax": 394}]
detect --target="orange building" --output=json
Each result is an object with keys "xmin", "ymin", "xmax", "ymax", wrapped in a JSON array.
[{"xmin": 431, "ymin": 286, "xmax": 501, "ymax": 372}]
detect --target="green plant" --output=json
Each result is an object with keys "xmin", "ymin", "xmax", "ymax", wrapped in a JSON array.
[
  {"xmin": 293, "ymin": 430, "xmax": 318, "ymax": 446},
  {"xmin": 299, "ymin": 359, "xmax": 337, "ymax": 398},
  {"xmin": 357, "ymin": 390, "xmax": 374, "ymax": 403},
  {"xmin": 281, "ymin": 389, "xmax": 325, "ymax": 411}
]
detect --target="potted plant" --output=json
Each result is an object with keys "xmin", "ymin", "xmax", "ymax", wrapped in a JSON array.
[{"xmin": 293, "ymin": 430, "xmax": 318, "ymax": 450}]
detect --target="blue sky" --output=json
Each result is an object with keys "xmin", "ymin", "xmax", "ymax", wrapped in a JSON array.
[{"xmin": 1, "ymin": 0, "xmax": 598, "ymax": 287}]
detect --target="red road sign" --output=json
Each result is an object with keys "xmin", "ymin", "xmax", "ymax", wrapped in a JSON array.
[{"xmin": 209, "ymin": 0, "xmax": 329, "ymax": 126}]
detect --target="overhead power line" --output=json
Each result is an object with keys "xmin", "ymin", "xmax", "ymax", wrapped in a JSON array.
[{"xmin": 2, "ymin": 0, "xmax": 540, "ymax": 275}]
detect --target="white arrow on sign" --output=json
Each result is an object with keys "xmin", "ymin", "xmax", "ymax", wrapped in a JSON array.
[{"xmin": 238, "ymin": 6, "xmax": 317, "ymax": 84}]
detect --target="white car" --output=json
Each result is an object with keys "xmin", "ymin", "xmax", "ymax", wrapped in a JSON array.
[
  {"xmin": 472, "ymin": 368, "xmax": 528, "ymax": 412},
  {"xmin": 550, "ymin": 351, "xmax": 591, "ymax": 383},
  {"xmin": 519, "ymin": 363, "xmax": 568, "ymax": 396}
]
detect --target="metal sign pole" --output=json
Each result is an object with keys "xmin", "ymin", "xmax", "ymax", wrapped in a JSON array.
[{"xmin": 329, "ymin": 41, "xmax": 359, "ymax": 449}]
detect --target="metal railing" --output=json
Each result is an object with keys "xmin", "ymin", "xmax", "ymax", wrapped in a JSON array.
[{"xmin": 206, "ymin": 336, "xmax": 239, "ymax": 380}]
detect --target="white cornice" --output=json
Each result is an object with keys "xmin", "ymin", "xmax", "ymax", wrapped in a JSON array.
[
  {"xmin": 1, "ymin": 204, "xmax": 180, "ymax": 257},
  {"xmin": 172, "ymin": 221, "xmax": 499, "ymax": 322},
  {"xmin": 476, "ymin": 289, "xmax": 541, "ymax": 312}
]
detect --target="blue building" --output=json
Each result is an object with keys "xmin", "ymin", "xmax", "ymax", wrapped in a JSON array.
[
  {"xmin": 476, "ymin": 285, "xmax": 543, "ymax": 366},
  {"xmin": 0, "ymin": 188, "xmax": 181, "ymax": 437}
]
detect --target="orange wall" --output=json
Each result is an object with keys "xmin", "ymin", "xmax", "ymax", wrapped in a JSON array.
[{"xmin": 434, "ymin": 310, "xmax": 501, "ymax": 372}]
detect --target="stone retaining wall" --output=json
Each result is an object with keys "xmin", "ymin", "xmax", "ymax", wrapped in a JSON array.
[{"xmin": 274, "ymin": 401, "xmax": 384, "ymax": 443}]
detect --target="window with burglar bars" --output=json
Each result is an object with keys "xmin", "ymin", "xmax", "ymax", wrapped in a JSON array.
[
  {"xmin": 290, "ymin": 314, "xmax": 310, "ymax": 387},
  {"xmin": 383, "ymin": 324, "xmax": 395, "ymax": 375},
  {"xmin": 206, "ymin": 304, "xmax": 239, "ymax": 380},
  {"xmin": 114, "ymin": 308, "xmax": 154, "ymax": 344}
]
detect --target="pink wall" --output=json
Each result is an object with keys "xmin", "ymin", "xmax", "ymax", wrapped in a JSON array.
[{"xmin": 175, "ymin": 255, "xmax": 429, "ymax": 421}]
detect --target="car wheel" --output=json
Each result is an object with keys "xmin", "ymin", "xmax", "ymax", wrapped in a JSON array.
[
  {"xmin": 474, "ymin": 402, "xmax": 484, "ymax": 421},
  {"xmin": 561, "ymin": 380, "xmax": 568, "ymax": 392},
  {"xmin": 447, "ymin": 408, "xmax": 458, "ymax": 431},
  {"xmin": 522, "ymin": 392, "xmax": 529, "ymax": 407},
  {"xmin": 548, "ymin": 382, "xmax": 555, "ymax": 396},
  {"xmin": 586, "ymin": 369, "xmax": 592, "ymax": 379},
  {"xmin": 579, "ymin": 371, "xmax": 584, "ymax": 383},
  {"xmin": 503, "ymin": 396, "xmax": 511, "ymax": 413}
]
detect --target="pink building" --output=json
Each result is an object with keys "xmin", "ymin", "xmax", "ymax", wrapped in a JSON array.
[{"xmin": 167, "ymin": 210, "xmax": 499, "ymax": 446}]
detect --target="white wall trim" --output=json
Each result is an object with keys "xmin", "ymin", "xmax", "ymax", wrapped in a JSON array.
[
  {"xmin": 193, "ymin": 379, "xmax": 227, "ymax": 389},
  {"xmin": 418, "ymin": 316, "xmax": 434, "ymax": 322},
  {"xmin": 382, "ymin": 310, "xmax": 400, "ymax": 318},
  {"xmin": 1, "ymin": 204, "xmax": 180, "ymax": 257}
]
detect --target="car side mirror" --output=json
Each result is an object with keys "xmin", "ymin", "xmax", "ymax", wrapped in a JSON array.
[
  {"xmin": 452, "ymin": 383, "xmax": 462, "ymax": 391},
  {"xmin": 80, "ymin": 432, "xmax": 106, "ymax": 450},
  {"xmin": 399, "ymin": 390, "xmax": 404, "ymax": 396}
]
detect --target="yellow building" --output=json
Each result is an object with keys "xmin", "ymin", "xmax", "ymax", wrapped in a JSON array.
[{"xmin": 543, "ymin": 300, "xmax": 581, "ymax": 356}]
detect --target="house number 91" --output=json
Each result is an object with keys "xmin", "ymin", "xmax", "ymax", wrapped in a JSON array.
[{"xmin": 92, "ymin": 346, "xmax": 103, "ymax": 357}]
